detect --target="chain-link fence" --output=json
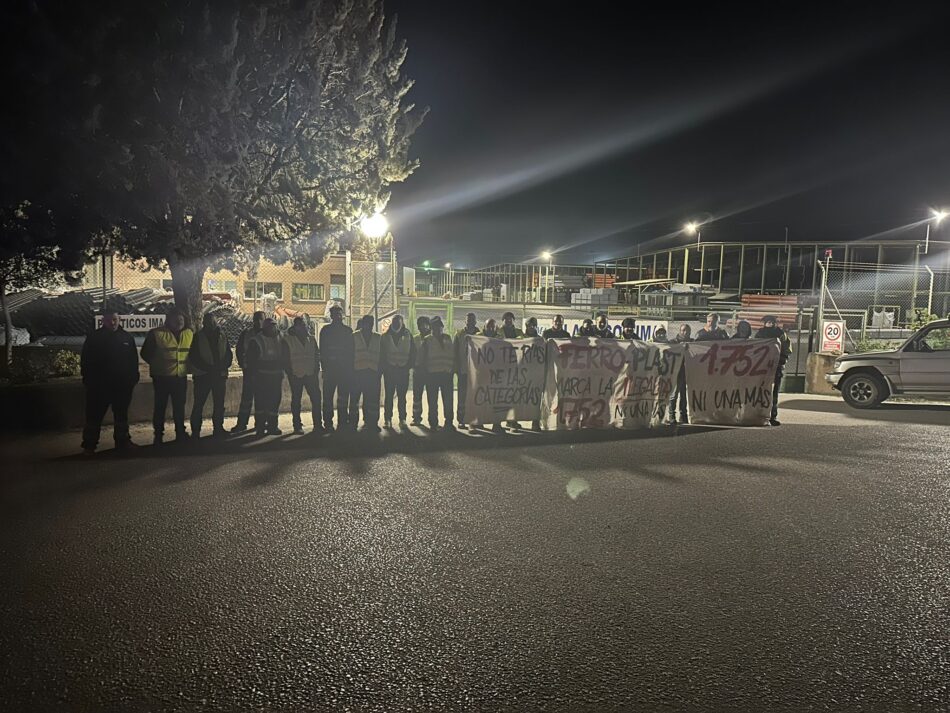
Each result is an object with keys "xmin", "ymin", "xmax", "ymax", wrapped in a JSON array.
[{"xmin": 349, "ymin": 259, "xmax": 398, "ymax": 328}]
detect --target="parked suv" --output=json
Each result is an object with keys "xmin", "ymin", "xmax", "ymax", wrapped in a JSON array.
[{"xmin": 825, "ymin": 317, "xmax": 950, "ymax": 408}]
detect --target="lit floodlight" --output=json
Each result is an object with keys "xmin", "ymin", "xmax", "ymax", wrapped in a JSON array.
[
  {"xmin": 684, "ymin": 221, "xmax": 699, "ymax": 235},
  {"xmin": 376, "ymin": 263, "xmax": 385, "ymax": 271},
  {"xmin": 932, "ymin": 209, "xmax": 948, "ymax": 224},
  {"xmin": 541, "ymin": 250, "xmax": 552, "ymax": 261},
  {"xmin": 444, "ymin": 262, "xmax": 452, "ymax": 269},
  {"xmin": 360, "ymin": 212, "xmax": 389, "ymax": 238}
]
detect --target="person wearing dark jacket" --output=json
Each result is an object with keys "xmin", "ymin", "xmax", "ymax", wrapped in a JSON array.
[
  {"xmin": 694, "ymin": 312, "xmax": 729, "ymax": 341},
  {"xmin": 319, "ymin": 305, "xmax": 354, "ymax": 431},
  {"xmin": 282, "ymin": 316, "xmax": 323, "ymax": 434},
  {"xmin": 188, "ymin": 312, "xmax": 233, "ymax": 439},
  {"xmin": 231, "ymin": 311, "xmax": 265, "ymax": 433},
  {"xmin": 667, "ymin": 324, "xmax": 692, "ymax": 425},
  {"xmin": 246, "ymin": 318, "xmax": 284, "ymax": 436},
  {"xmin": 499, "ymin": 311, "xmax": 524, "ymax": 339},
  {"xmin": 620, "ymin": 317, "xmax": 640, "ymax": 340},
  {"xmin": 411, "ymin": 316, "xmax": 431, "ymax": 426},
  {"xmin": 732, "ymin": 320, "xmax": 753, "ymax": 339},
  {"xmin": 381, "ymin": 315, "xmax": 415, "ymax": 427},
  {"xmin": 594, "ymin": 312, "xmax": 614, "ymax": 339},
  {"xmin": 755, "ymin": 315, "xmax": 792, "ymax": 426},
  {"xmin": 542, "ymin": 314, "xmax": 571, "ymax": 339},
  {"xmin": 80, "ymin": 310, "xmax": 140, "ymax": 454}
]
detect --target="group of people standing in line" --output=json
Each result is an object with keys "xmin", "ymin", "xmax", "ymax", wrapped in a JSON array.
[{"xmin": 79, "ymin": 306, "xmax": 790, "ymax": 454}]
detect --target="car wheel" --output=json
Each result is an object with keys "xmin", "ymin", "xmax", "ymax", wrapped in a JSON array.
[{"xmin": 840, "ymin": 372, "xmax": 887, "ymax": 409}]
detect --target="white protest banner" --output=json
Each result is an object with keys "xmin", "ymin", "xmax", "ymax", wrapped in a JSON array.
[
  {"xmin": 95, "ymin": 314, "xmax": 165, "ymax": 332},
  {"xmin": 542, "ymin": 339, "xmax": 685, "ymax": 430},
  {"xmin": 683, "ymin": 339, "xmax": 781, "ymax": 426},
  {"xmin": 534, "ymin": 317, "xmax": 668, "ymax": 341},
  {"xmin": 464, "ymin": 335, "xmax": 547, "ymax": 424}
]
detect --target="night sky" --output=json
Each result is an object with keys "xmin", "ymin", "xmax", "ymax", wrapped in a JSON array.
[{"xmin": 386, "ymin": 2, "xmax": 950, "ymax": 268}]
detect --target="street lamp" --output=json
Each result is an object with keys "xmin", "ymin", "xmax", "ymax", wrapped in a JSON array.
[
  {"xmin": 540, "ymin": 251, "xmax": 553, "ymax": 303},
  {"xmin": 684, "ymin": 221, "xmax": 701, "ymax": 245},
  {"xmin": 925, "ymin": 208, "xmax": 947, "ymax": 255},
  {"xmin": 444, "ymin": 263, "xmax": 453, "ymax": 297},
  {"xmin": 360, "ymin": 212, "xmax": 389, "ymax": 324}
]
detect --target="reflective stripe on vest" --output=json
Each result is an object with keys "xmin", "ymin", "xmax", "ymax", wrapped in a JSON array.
[
  {"xmin": 424, "ymin": 334, "xmax": 454, "ymax": 373},
  {"xmin": 384, "ymin": 332, "xmax": 411, "ymax": 367},
  {"xmin": 353, "ymin": 332, "xmax": 381, "ymax": 371},
  {"xmin": 251, "ymin": 333, "xmax": 283, "ymax": 374},
  {"xmin": 285, "ymin": 334, "xmax": 317, "ymax": 377},
  {"xmin": 151, "ymin": 327, "xmax": 193, "ymax": 377}
]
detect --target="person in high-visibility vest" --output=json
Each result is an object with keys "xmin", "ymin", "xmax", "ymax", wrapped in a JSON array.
[
  {"xmin": 187, "ymin": 312, "xmax": 233, "ymax": 439},
  {"xmin": 410, "ymin": 316, "xmax": 431, "ymax": 426},
  {"xmin": 281, "ymin": 316, "xmax": 323, "ymax": 435},
  {"xmin": 350, "ymin": 315, "xmax": 382, "ymax": 431},
  {"xmin": 499, "ymin": 311, "xmax": 523, "ymax": 339},
  {"xmin": 140, "ymin": 309, "xmax": 194, "ymax": 445},
  {"xmin": 421, "ymin": 315, "xmax": 455, "ymax": 431},
  {"xmin": 246, "ymin": 318, "xmax": 284, "ymax": 436},
  {"xmin": 380, "ymin": 314, "xmax": 414, "ymax": 428},
  {"xmin": 454, "ymin": 312, "xmax": 480, "ymax": 429}
]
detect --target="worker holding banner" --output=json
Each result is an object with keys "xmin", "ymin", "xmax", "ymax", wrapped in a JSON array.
[
  {"xmin": 542, "ymin": 314, "xmax": 571, "ymax": 339},
  {"xmin": 499, "ymin": 312, "xmax": 523, "ymax": 339},
  {"xmin": 755, "ymin": 315, "xmax": 792, "ymax": 426},
  {"xmin": 621, "ymin": 318, "xmax": 640, "ymax": 340},
  {"xmin": 421, "ymin": 316, "xmax": 455, "ymax": 431},
  {"xmin": 695, "ymin": 312, "xmax": 729, "ymax": 341},
  {"xmin": 455, "ymin": 312, "xmax": 480, "ymax": 429},
  {"xmin": 668, "ymin": 324, "xmax": 691, "ymax": 425}
]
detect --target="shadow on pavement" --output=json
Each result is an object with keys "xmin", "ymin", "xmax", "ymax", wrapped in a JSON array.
[{"xmin": 780, "ymin": 398, "xmax": 950, "ymax": 426}]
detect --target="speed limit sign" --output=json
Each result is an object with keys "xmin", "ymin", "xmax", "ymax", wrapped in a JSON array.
[{"xmin": 821, "ymin": 320, "xmax": 845, "ymax": 352}]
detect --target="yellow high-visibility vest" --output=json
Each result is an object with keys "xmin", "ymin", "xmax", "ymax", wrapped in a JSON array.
[
  {"xmin": 284, "ymin": 333, "xmax": 318, "ymax": 377},
  {"xmin": 423, "ymin": 333, "xmax": 454, "ymax": 373},
  {"xmin": 149, "ymin": 327, "xmax": 193, "ymax": 377},
  {"xmin": 413, "ymin": 333, "xmax": 430, "ymax": 371},
  {"xmin": 383, "ymin": 332, "xmax": 412, "ymax": 368},
  {"xmin": 353, "ymin": 331, "xmax": 381, "ymax": 371}
]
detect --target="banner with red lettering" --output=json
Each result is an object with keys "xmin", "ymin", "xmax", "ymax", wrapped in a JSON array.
[
  {"xmin": 683, "ymin": 339, "xmax": 781, "ymax": 426},
  {"xmin": 542, "ymin": 339, "xmax": 685, "ymax": 430},
  {"xmin": 464, "ymin": 335, "xmax": 547, "ymax": 425}
]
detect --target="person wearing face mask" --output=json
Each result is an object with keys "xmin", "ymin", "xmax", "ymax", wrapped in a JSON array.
[
  {"xmin": 188, "ymin": 312, "xmax": 233, "ymax": 440},
  {"xmin": 380, "ymin": 315, "xmax": 414, "ymax": 428},
  {"xmin": 420, "ymin": 316, "xmax": 455, "ymax": 431},
  {"xmin": 319, "ymin": 305, "xmax": 354, "ymax": 431},
  {"xmin": 246, "ymin": 318, "xmax": 284, "ymax": 436},
  {"xmin": 482, "ymin": 318, "xmax": 498, "ymax": 338},
  {"xmin": 499, "ymin": 311, "xmax": 523, "ymax": 339},
  {"xmin": 454, "ymin": 312, "xmax": 480, "ymax": 429},
  {"xmin": 411, "ymin": 315, "xmax": 431, "ymax": 426},
  {"xmin": 282, "ymin": 316, "xmax": 323, "ymax": 435},
  {"xmin": 141, "ymin": 308, "xmax": 193, "ymax": 445},
  {"xmin": 231, "ymin": 310, "xmax": 265, "ymax": 434},
  {"xmin": 620, "ymin": 317, "xmax": 641, "ymax": 340},
  {"xmin": 80, "ymin": 310, "xmax": 140, "ymax": 455},
  {"xmin": 594, "ymin": 312, "xmax": 614, "ymax": 339}
]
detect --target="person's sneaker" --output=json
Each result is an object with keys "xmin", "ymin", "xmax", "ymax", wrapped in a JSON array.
[
  {"xmin": 324, "ymin": 424, "xmax": 335, "ymax": 433},
  {"xmin": 230, "ymin": 424, "xmax": 248, "ymax": 434},
  {"xmin": 293, "ymin": 426, "xmax": 305, "ymax": 435},
  {"xmin": 115, "ymin": 440, "xmax": 139, "ymax": 451},
  {"xmin": 398, "ymin": 419, "xmax": 408, "ymax": 427},
  {"xmin": 82, "ymin": 447, "xmax": 96, "ymax": 456},
  {"xmin": 769, "ymin": 418, "xmax": 781, "ymax": 426},
  {"xmin": 443, "ymin": 423, "xmax": 456, "ymax": 432},
  {"xmin": 492, "ymin": 423, "xmax": 505, "ymax": 434},
  {"xmin": 383, "ymin": 419, "xmax": 392, "ymax": 428},
  {"xmin": 531, "ymin": 420, "xmax": 541, "ymax": 431},
  {"xmin": 267, "ymin": 428, "xmax": 283, "ymax": 436},
  {"xmin": 410, "ymin": 418, "xmax": 422, "ymax": 426},
  {"xmin": 507, "ymin": 420, "xmax": 520, "ymax": 430}
]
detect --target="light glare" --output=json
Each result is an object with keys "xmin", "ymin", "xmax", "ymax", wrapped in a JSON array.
[{"xmin": 360, "ymin": 213, "xmax": 389, "ymax": 238}]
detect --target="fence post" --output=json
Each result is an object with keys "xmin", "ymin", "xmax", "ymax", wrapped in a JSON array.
[
  {"xmin": 910, "ymin": 244, "xmax": 920, "ymax": 319},
  {"xmin": 925, "ymin": 266, "xmax": 934, "ymax": 317}
]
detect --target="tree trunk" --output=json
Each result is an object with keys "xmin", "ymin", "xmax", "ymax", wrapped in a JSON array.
[
  {"xmin": 1, "ymin": 279, "xmax": 12, "ymax": 373},
  {"xmin": 168, "ymin": 259, "xmax": 207, "ymax": 332}
]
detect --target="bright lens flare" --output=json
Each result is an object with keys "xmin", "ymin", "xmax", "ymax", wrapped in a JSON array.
[
  {"xmin": 360, "ymin": 213, "xmax": 389, "ymax": 238},
  {"xmin": 932, "ymin": 209, "xmax": 948, "ymax": 224},
  {"xmin": 684, "ymin": 221, "xmax": 699, "ymax": 235},
  {"xmin": 541, "ymin": 250, "xmax": 552, "ymax": 261}
]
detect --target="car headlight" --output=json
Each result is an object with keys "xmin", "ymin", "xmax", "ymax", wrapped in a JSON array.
[{"xmin": 833, "ymin": 359, "xmax": 842, "ymax": 370}]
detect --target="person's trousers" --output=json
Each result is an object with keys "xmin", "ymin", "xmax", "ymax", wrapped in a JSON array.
[
  {"xmin": 153, "ymin": 376, "xmax": 188, "ymax": 438},
  {"xmin": 254, "ymin": 371, "xmax": 283, "ymax": 433},
  {"xmin": 322, "ymin": 369, "xmax": 351, "ymax": 428},
  {"xmin": 426, "ymin": 372, "xmax": 453, "ymax": 428},
  {"xmin": 236, "ymin": 369, "xmax": 255, "ymax": 428},
  {"xmin": 383, "ymin": 366, "xmax": 410, "ymax": 422},
  {"xmin": 349, "ymin": 369, "xmax": 380, "ymax": 428},
  {"xmin": 82, "ymin": 384, "xmax": 134, "ymax": 450},
  {"xmin": 289, "ymin": 373, "xmax": 323, "ymax": 430},
  {"xmin": 771, "ymin": 365, "xmax": 784, "ymax": 421},
  {"xmin": 191, "ymin": 374, "xmax": 227, "ymax": 436},
  {"xmin": 668, "ymin": 369, "xmax": 688, "ymax": 421},
  {"xmin": 412, "ymin": 368, "xmax": 428, "ymax": 422},
  {"xmin": 457, "ymin": 373, "xmax": 468, "ymax": 424}
]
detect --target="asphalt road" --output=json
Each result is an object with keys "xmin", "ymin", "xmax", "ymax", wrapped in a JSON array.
[{"xmin": 1, "ymin": 395, "xmax": 948, "ymax": 711}]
